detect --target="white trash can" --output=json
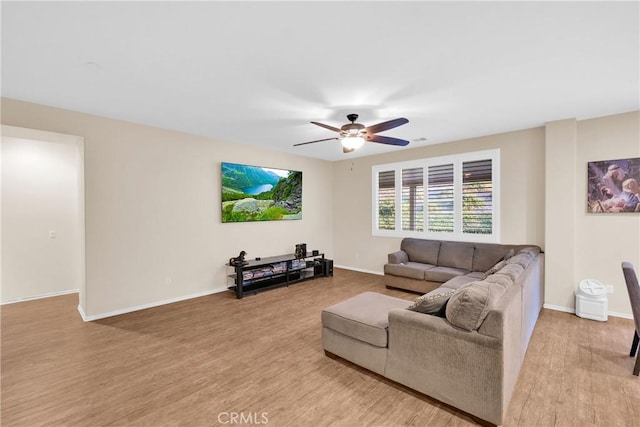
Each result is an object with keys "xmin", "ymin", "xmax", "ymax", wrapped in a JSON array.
[{"xmin": 576, "ymin": 279, "xmax": 608, "ymax": 321}]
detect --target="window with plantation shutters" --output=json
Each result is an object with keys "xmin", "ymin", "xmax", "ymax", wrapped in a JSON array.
[
  {"xmin": 462, "ymin": 159, "xmax": 493, "ymax": 234},
  {"xmin": 372, "ymin": 149, "xmax": 500, "ymax": 242},
  {"xmin": 427, "ymin": 164, "xmax": 454, "ymax": 233},
  {"xmin": 377, "ymin": 170, "xmax": 395, "ymax": 230},
  {"xmin": 402, "ymin": 167, "xmax": 423, "ymax": 231}
]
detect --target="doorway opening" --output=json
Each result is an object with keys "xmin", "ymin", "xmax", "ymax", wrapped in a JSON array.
[{"xmin": 1, "ymin": 125, "xmax": 85, "ymax": 315}]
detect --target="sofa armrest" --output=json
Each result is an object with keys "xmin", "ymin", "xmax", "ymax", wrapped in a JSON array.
[
  {"xmin": 388, "ymin": 250, "xmax": 409, "ymax": 264},
  {"xmin": 387, "ymin": 309, "xmax": 500, "ymax": 349}
]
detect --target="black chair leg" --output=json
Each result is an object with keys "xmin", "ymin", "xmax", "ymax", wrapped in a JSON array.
[{"xmin": 631, "ymin": 330, "xmax": 640, "ymax": 376}]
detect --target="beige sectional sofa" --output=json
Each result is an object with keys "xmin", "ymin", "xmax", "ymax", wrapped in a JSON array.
[
  {"xmin": 383, "ymin": 237, "xmax": 537, "ymax": 294},
  {"xmin": 321, "ymin": 238, "xmax": 544, "ymax": 426}
]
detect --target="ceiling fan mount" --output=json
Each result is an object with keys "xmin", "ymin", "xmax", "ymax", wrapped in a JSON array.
[
  {"xmin": 294, "ymin": 113, "xmax": 410, "ymax": 154},
  {"xmin": 341, "ymin": 114, "xmax": 365, "ymax": 134}
]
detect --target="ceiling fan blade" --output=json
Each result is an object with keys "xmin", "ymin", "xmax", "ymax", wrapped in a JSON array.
[
  {"xmin": 364, "ymin": 118, "xmax": 409, "ymax": 135},
  {"xmin": 366, "ymin": 134, "xmax": 410, "ymax": 146},
  {"xmin": 293, "ymin": 137, "xmax": 339, "ymax": 147},
  {"xmin": 311, "ymin": 121, "xmax": 343, "ymax": 133},
  {"xmin": 343, "ymin": 146, "xmax": 355, "ymax": 154}
]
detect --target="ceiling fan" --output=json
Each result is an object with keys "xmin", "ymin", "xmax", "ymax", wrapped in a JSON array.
[{"xmin": 294, "ymin": 113, "xmax": 410, "ymax": 153}]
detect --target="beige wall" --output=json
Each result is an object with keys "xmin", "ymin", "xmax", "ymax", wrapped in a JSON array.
[
  {"xmin": 545, "ymin": 112, "xmax": 640, "ymax": 317},
  {"xmin": 332, "ymin": 127, "xmax": 546, "ymax": 274},
  {"xmin": 1, "ymin": 98, "xmax": 334, "ymax": 318},
  {"xmin": 333, "ymin": 111, "xmax": 639, "ymax": 317},
  {"xmin": 3, "ymin": 97, "xmax": 637, "ymax": 318}
]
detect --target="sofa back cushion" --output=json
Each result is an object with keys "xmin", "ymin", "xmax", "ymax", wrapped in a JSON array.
[
  {"xmin": 401, "ymin": 238, "xmax": 440, "ymax": 265},
  {"xmin": 438, "ymin": 241, "xmax": 474, "ymax": 271},
  {"xmin": 507, "ymin": 247, "xmax": 540, "ymax": 269},
  {"xmin": 492, "ymin": 263, "xmax": 524, "ymax": 282},
  {"xmin": 472, "ymin": 243, "xmax": 516, "ymax": 272},
  {"xmin": 446, "ymin": 281, "xmax": 508, "ymax": 331},
  {"xmin": 472, "ymin": 243, "xmax": 542, "ymax": 272}
]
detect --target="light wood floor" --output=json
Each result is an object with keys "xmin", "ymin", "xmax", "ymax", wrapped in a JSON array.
[{"xmin": 1, "ymin": 269, "xmax": 639, "ymax": 426}]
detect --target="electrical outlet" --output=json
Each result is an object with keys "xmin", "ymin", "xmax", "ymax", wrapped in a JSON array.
[
  {"xmin": 48, "ymin": 230, "xmax": 56, "ymax": 239},
  {"xmin": 606, "ymin": 285, "xmax": 614, "ymax": 293}
]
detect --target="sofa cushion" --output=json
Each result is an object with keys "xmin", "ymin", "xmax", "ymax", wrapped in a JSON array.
[
  {"xmin": 493, "ymin": 263, "xmax": 524, "ymax": 282},
  {"xmin": 446, "ymin": 281, "xmax": 507, "ymax": 331},
  {"xmin": 401, "ymin": 238, "xmax": 440, "ymax": 265},
  {"xmin": 443, "ymin": 275, "xmax": 478, "ymax": 290},
  {"xmin": 424, "ymin": 266, "xmax": 469, "ymax": 283},
  {"xmin": 517, "ymin": 246, "xmax": 541, "ymax": 257},
  {"xmin": 506, "ymin": 250, "xmax": 537, "ymax": 269},
  {"xmin": 482, "ymin": 259, "xmax": 507, "ymax": 279},
  {"xmin": 472, "ymin": 243, "xmax": 515, "ymax": 272},
  {"xmin": 321, "ymin": 292, "xmax": 413, "ymax": 348},
  {"xmin": 502, "ymin": 249, "xmax": 516, "ymax": 261},
  {"xmin": 407, "ymin": 288, "xmax": 456, "ymax": 316},
  {"xmin": 438, "ymin": 241, "xmax": 474, "ymax": 271},
  {"xmin": 484, "ymin": 273, "xmax": 513, "ymax": 288},
  {"xmin": 466, "ymin": 271, "xmax": 485, "ymax": 279},
  {"xmin": 384, "ymin": 262, "xmax": 434, "ymax": 280}
]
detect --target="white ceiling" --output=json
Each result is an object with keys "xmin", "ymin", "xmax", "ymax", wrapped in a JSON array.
[{"xmin": 2, "ymin": 1, "xmax": 638, "ymax": 161}]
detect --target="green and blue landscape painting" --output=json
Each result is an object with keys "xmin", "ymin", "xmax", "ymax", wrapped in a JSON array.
[{"xmin": 221, "ymin": 162, "xmax": 302, "ymax": 222}]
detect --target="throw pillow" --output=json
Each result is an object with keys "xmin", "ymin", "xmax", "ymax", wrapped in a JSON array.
[
  {"xmin": 407, "ymin": 288, "xmax": 456, "ymax": 315},
  {"xmin": 482, "ymin": 259, "xmax": 507, "ymax": 279}
]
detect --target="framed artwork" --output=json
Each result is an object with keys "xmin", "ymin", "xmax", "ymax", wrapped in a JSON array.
[
  {"xmin": 221, "ymin": 162, "xmax": 302, "ymax": 222},
  {"xmin": 587, "ymin": 157, "xmax": 640, "ymax": 213}
]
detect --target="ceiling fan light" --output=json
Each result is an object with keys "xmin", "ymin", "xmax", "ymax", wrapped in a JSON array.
[{"xmin": 342, "ymin": 135, "xmax": 365, "ymax": 150}]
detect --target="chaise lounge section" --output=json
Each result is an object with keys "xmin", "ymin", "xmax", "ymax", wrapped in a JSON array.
[{"xmin": 322, "ymin": 238, "xmax": 544, "ymax": 425}]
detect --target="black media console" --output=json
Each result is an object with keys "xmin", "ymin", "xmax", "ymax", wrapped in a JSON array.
[{"xmin": 227, "ymin": 252, "xmax": 332, "ymax": 299}]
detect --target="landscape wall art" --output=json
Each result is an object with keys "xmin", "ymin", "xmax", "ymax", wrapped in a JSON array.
[{"xmin": 221, "ymin": 162, "xmax": 302, "ymax": 222}]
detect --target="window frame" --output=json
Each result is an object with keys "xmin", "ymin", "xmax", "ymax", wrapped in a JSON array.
[{"xmin": 371, "ymin": 149, "xmax": 501, "ymax": 243}]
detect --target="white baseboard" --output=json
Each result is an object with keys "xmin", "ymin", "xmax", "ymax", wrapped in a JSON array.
[
  {"xmin": 543, "ymin": 303, "xmax": 575, "ymax": 314},
  {"xmin": 1, "ymin": 289, "xmax": 79, "ymax": 305},
  {"xmin": 334, "ymin": 264, "xmax": 383, "ymax": 276},
  {"xmin": 78, "ymin": 286, "xmax": 229, "ymax": 322},
  {"xmin": 77, "ymin": 303, "xmax": 88, "ymax": 321},
  {"xmin": 543, "ymin": 303, "xmax": 633, "ymax": 320},
  {"xmin": 608, "ymin": 310, "xmax": 633, "ymax": 320}
]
